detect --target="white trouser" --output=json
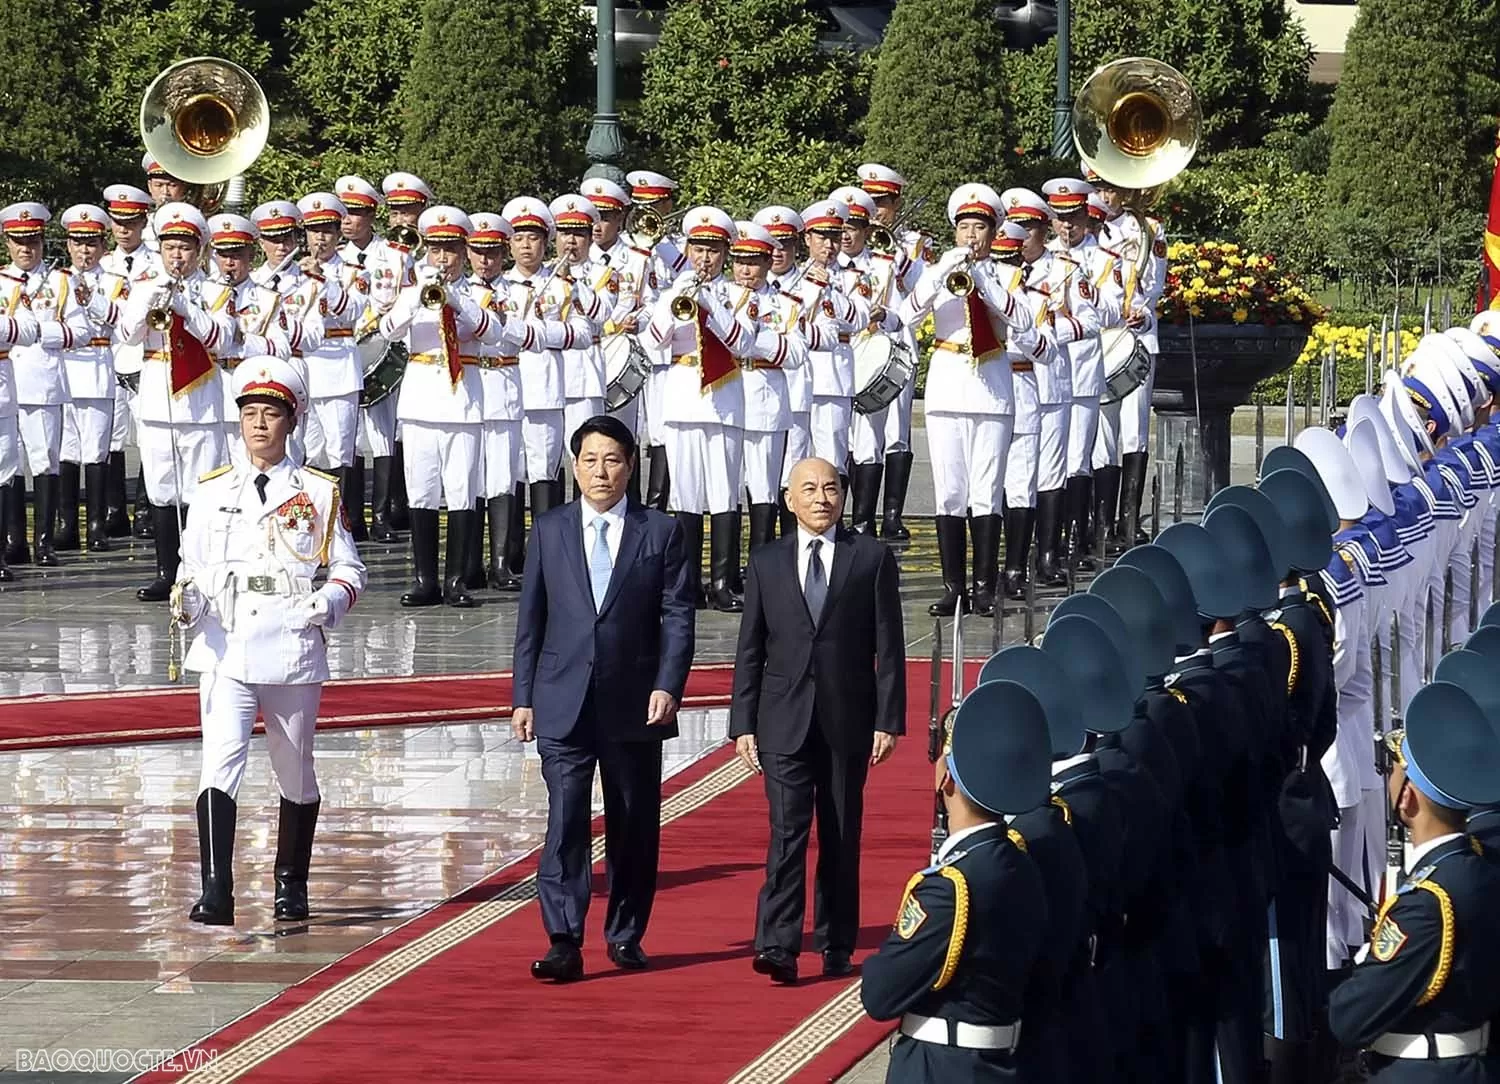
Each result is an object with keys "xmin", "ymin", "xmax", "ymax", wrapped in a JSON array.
[
  {"xmin": 643, "ymin": 368, "xmax": 669, "ymax": 447},
  {"xmin": 111, "ymin": 378, "xmax": 137, "ymax": 452},
  {"xmin": 1037, "ymin": 402, "xmax": 1069, "ymax": 493},
  {"xmin": 1479, "ymin": 497, "xmax": 1498, "ymax": 609},
  {"xmin": 18, "ymin": 405, "xmax": 62, "ymax": 476},
  {"xmin": 1326, "ymin": 793, "xmax": 1383, "ymax": 967},
  {"xmin": 883, "ymin": 376, "xmax": 915, "ymax": 454},
  {"xmin": 1005, "ymin": 432, "xmax": 1039, "ymax": 508},
  {"xmin": 360, "ymin": 395, "xmax": 399, "ymax": 458},
  {"xmin": 138, "ymin": 421, "xmax": 226, "ymax": 506},
  {"xmin": 780, "ymin": 412, "xmax": 812, "ymax": 487},
  {"xmin": 198, "ymin": 672, "xmax": 322, "ymax": 803},
  {"xmin": 564, "ymin": 397, "xmax": 605, "ymax": 454},
  {"xmin": 402, "ymin": 420, "xmax": 480, "ymax": 509},
  {"xmin": 1120, "ymin": 360, "xmax": 1155, "ymax": 455},
  {"xmin": 608, "ymin": 394, "xmax": 640, "ymax": 440},
  {"xmin": 927, "ymin": 410, "xmax": 1013, "ymax": 517},
  {"xmin": 743, "ymin": 429, "xmax": 787, "ymax": 505},
  {"xmin": 309, "ymin": 394, "xmax": 359, "ymax": 469},
  {"xmin": 522, "ymin": 409, "xmax": 564, "ymax": 484},
  {"xmin": 1449, "ymin": 507, "xmax": 1485, "ymax": 645},
  {"xmin": 664, "ymin": 421, "xmax": 743, "ymax": 515},
  {"xmin": 1093, "ymin": 399, "xmax": 1123, "ymax": 470},
  {"xmin": 481, "ymin": 418, "xmax": 524, "ymax": 499},
  {"xmin": 0, "ymin": 415, "xmax": 18, "ymax": 487},
  {"xmin": 1067, "ymin": 397, "xmax": 1100, "ymax": 477},
  {"xmin": 62, "ymin": 399, "xmax": 113, "ymax": 464},
  {"xmin": 852, "ymin": 407, "xmax": 886, "ymax": 465},
  {"xmin": 292, "ymin": 399, "xmax": 326, "ymax": 470},
  {"xmin": 811, "ymin": 395, "xmax": 852, "ymax": 472}
]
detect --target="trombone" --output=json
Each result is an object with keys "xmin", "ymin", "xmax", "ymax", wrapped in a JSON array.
[
  {"xmin": 628, "ymin": 205, "xmax": 686, "ymax": 247},
  {"xmin": 869, "ymin": 193, "xmax": 931, "ymax": 256}
]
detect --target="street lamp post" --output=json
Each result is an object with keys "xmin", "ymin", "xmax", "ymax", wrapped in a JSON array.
[
  {"xmin": 584, "ymin": 0, "xmax": 627, "ymax": 183},
  {"xmin": 1051, "ymin": 0, "xmax": 1072, "ymax": 159}
]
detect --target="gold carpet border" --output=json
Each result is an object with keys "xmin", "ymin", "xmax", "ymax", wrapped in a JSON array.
[
  {"xmin": 175, "ymin": 755, "xmax": 753, "ymax": 1084},
  {"xmin": 725, "ymin": 981, "xmax": 868, "ymax": 1083}
]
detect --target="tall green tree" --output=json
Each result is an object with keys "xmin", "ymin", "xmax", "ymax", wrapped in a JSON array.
[
  {"xmin": 398, "ymin": 0, "xmax": 592, "ymax": 205},
  {"xmin": 863, "ymin": 0, "xmax": 1017, "ymax": 232}
]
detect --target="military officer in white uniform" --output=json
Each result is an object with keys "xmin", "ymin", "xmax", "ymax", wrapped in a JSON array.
[
  {"xmin": 797, "ymin": 199, "xmax": 868, "ymax": 480},
  {"xmin": 582, "ymin": 178, "xmax": 652, "ymax": 466},
  {"xmin": 645, "ymin": 205, "xmax": 757, "ymax": 612},
  {"xmin": 172, "ymin": 356, "xmax": 367, "ymax": 926},
  {"xmin": 0, "ymin": 263, "xmax": 41, "ymax": 582},
  {"xmin": 547, "ymin": 195, "xmax": 613, "ymax": 464},
  {"xmin": 899, "ymin": 184, "xmax": 1037, "ymax": 619},
  {"xmin": 381, "ymin": 206, "xmax": 506, "ymax": 609},
  {"xmin": 754, "ymin": 205, "xmax": 810, "ymax": 534},
  {"xmin": 118, "ymin": 203, "xmax": 237, "ymax": 601}
]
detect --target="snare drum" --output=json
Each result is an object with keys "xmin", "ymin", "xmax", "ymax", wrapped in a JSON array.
[
  {"xmin": 602, "ymin": 333, "xmax": 650, "ymax": 411},
  {"xmin": 1099, "ymin": 327, "xmax": 1151, "ymax": 406},
  {"xmin": 358, "ymin": 329, "xmax": 409, "ymax": 407},
  {"xmin": 852, "ymin": 332, "xmax": 916, "ymax": 415}
]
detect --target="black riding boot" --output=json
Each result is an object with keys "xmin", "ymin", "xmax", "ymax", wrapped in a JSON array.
[
  {"xmin": 929, "ymin": 515, "xmax": 970, "ymax": 617},
  {"xmin": 748, "ymin": 502, "xmax": 778, "ymax": 553},
  {"xmin": 272, "ymin": 797, "xmax": 321, "ymax": 921},
  {"xmin": 708, "ymin": 511, "xmax": 743, "ymax": 613},
  {"xmin": 54, "ymin": 462, "xmax": 80, "ymax": 551},
  {"xmin": 133, "ymin": 467, "xmax": 153, "ymax": 538},
  {"xmin": 4, "ymin": 477, "xmax": 30, "ymax": 565},
  {"xmin": 84, "ymin": 462, "xmax": 110, "ymax": 552},
  {"xmin": 506, "ymin": 482, "xmax": 527, "ymax": 578},
  {"xmin": 137, "ymin": 505, "xmax": 182, "ymax": 601},
  {"xmin": 880, "ymin": 450, "xmax": 914, "ymax": 542},
  {"xmin": 674, "ymin": 511, "xmax": 707, "ymax": 609},
  {"xmin": 487, "ymin": 495, "xmax": 522, "ymax": 591},
  {"xmin": 969, "ymin": 513, "xmax": 1002, "ymax": 617},
  {"xmin": 778, "ymin": 492, "xmax": 797, "ymax": 537},
  {"xmin": 1065, "ymin": 475, "xmax": 1096, "ymax": 573},
  {"xmin": 387, "ymin": 442, "xmax": 411, "ymax": 530},
  {"xmin": 1093, "ymin": 464, "xmax": 1123, "ymax": 553},
  {"xmin": 849, "ymin": 463, "xmax": 883, "ymax": 534},
  {"xmin": 1119, "ymin": 451, "xmax": 1150, "ymax": 545},
  {"xmin": 104, "ymin": 450, "xmax": 130, "ymax": 538},
  {"xmin": 1035, "ymin": 489, "xmax": 1067, "ymax": 588},
  {"xmin": 369, "ymin": 456, "xmax": 397, "ymax": 542},
  {"xmin": 32, "ymin": 474, "xmax": 59, "ymax": 567},
  {"xmin": 400, "ymin": 508, "xmax": 442, "ymax": 607},
  {"xmin": 627, "ymin": 455, "xmax": 642, "ymax": 506},
  {"xmin": 443, "ymin": 508, "xmax": 480, "ymax": 607},
  {"xmin": 344, "ymin": 460, "xmax": 368, "ymax": 543},
  {"xmin": 646, "ymin": 445, "xmax": 670, "ymax": 511},
  {"xmin": 1002, "ymin": 506, "xmax": 1035, "ymax": 601},
  {"xmin": 189, "ymin": 788, "xmax": 237, "ymax": 926},
  {"xmin": 462, "ymin": 499, "xmax": 486, "ymax": 590}
]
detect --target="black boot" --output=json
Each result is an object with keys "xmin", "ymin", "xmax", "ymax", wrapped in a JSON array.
[
  {"xmin": 1002, "ymin": 506, "xmax": 1035, "ymax": 600},
  {"xmin": 880, "ymin": 450, "xmax": 914, "ymax": 542},
  {"xmin": 778, "ymin": 492, "xmax": 797, "ymax": 537},
  {"xmin": 272, "ymin": 797, "xmax": 320, "ymax": 921},
  {"xmin": 969, "ymin": 513, "xmax": 1002, "ymax": 617},
  {"xmin": 443, "ymin": 508, "xmax": 480, "ymax": 607},
  {"xmin": 1065, "ymin": 476, "xmax": 1095, "ymax": 573},
  {"xmin": 400, "ymin": 508, "xmax": 442, "ymax": 607},
  {"xmin": 462, "ymin": 499, "xmax": 487, "ymax": 590},
  {"xmin": 626, "ymin": 455, "xmax": 642, "ymax": 505},
  {"xmin": 32, "ymin": 473, "xmax": 59, "ymax": 567},
  {"xmin": 487, "ymin": 495, "xmax": 522, "ymax": 590},
  {"xmin": 748, "ymin": 502, "xmax": 778, "ymax": 553},
  {"xmin": 4, "ymin": 478, "xmax": 30, "ymax": 565},
  {"xmin": 1035, "ymin": 489, "xmax": 1067, "ymax": 588},
  {"xmin": 344, "ymin": 460, "xmax": 368, "ymax": 543},
  {"xmin": 506, "ymin": 482, "xmax": 527, "ymax": 578},
  {"xmin": 54, "ymin": 462, "xmax": 80, "ymax": 551},
  {"xmin": 84, "ymin": 462, "xmax": 110, "ymax": 552},
  {"xmin": 645, "ymin": 445, "xmax": 670, "ymax": 511},
  {"xmin": 708, "ymin": 511, "xmax": 744, "ymax": 612},
  {"xmin": 132, "ymin": 468, "xmax": 154, "ymax": 539},
  {"xmin": 137, "ymin": 504, "xmax": 182, "ymax": 601},
  {"xmin": 1093, "ymin": 464, "xmax": 1123, "ymax": 553},
  {"xmin": 1118, "ymin": 451, "xmax": 1150, "ymax": 546},
  {"xmin": 929, "ymin": 515, "xmax": 970, "ymax": 617},
  {"xmin": 674, "ymin": 511, "xmax": 707, "ymax": 609},
  {"xmin": 849, "ymin": 463, "xmax": 883, "ymax": 534},
  {"xmin": 387, "ymin": 442, "xmax": 411, "ymax": 530},
  {"xmin": 0, "ymin": 540, "xmax": 9, "ymax": 583},
  {"xmin": 189, "ymin": 787, "xmax": 237, "ymax": 926},
  {"xmin": 104, "ymin": 451, "xmax": 130, "ymax": 538},
  {"xmin": 369, "ymin": 456, "xmax": 397, "ymax": 542}
]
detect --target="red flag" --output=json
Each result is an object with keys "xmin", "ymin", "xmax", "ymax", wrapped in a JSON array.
[
  {"xmin": 167, "ymin": 313, "xmax": 214, "ymax": 396},
  {"xmin": 1481, "ymin": 123, "xmax": 1500, "ymax": 312},
  {"xmin": 439, "ymin": 304, "xmax": 463, "ymax": 387},
  {"xmin": 964, "ymin": 289, "xmax": 1005, "ymax": 364},
  {"xmin": 696, "ymin": 307, "xmax": 738, "ymax": 392}
]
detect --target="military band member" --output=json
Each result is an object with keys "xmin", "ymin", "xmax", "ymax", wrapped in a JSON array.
[
  {"xmin": 729, "ymin": 220, "xmax": 806, "ymax": 552},
  {"xmin": 141, "ymin": 153, "xmax": 187, "ymax": 249},
  {"xmin": 898, "ymin": 184, "xmax": 1037, "ymax": 618},
  {"xmin": 859, "ymin": 163, "xmax": 931, "ymax": 541},
  {"xmin": 56, "ymin": 205, "xmax": 120, "ymax": 553},
  {"xmin": 118, "ymin": 202, "xmax": 236, "ymax": 601},
  {"xmin": 797, "ymin": 199, "xmax": 867, "ymax": 479},
  {"xmin": 251, "ymin": 201, "xmax": 327, "ymax": 467},
  {"xmin": 101, "ymin": 183, "xmax": 160, "ymax": 539},
  {"xmin": 583, "ymin": 178, "xmax": 651, "ymax": 448},
  {"xmin": 1085, "ymin": 191, "xmax": 1131, "ymax": 550},
  {"xmin": 754, "ymin": 204, "xmax": 811, "ymax": 532},
  {"xmin": 0, "ymin": 263, "xmax": 41, "ymax": 582},
  {"xmin": 3, "ymin": 202, "xmax": 91, "ymax": 569},
  {"xmin": 380, "ymin": 206, "xmax": 505, "ymax": 608},
  {"xmin": 172, "ymin": 356, "xmax": 367, "ymax": 925},
  {"xmin": 644, "ymin": 205, "xmax": 757, "ymax": 612},
  {"xmin": 378, "ymin": 173, "xmax": 435, "ymax": 535},
  {"xmin": 548, "ymin": 195, "xmax": 613, "ymax": 461}
]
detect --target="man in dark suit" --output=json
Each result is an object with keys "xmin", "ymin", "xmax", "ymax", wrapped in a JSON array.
[
  {"xmin": 511, "ymin": 414, "xmax": 696, "ymax": 982},
  {"xmin": 731, "ymin": 456, "xmax": 906, "ymax": 984}
]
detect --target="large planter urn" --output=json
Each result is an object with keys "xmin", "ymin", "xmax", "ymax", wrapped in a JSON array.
[{"xmin": 1150, "ymin": 323, "xmax": 1310, "ymax": 510}]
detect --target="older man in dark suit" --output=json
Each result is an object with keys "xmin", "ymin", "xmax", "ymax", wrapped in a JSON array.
[
  {"xmin": 512, "ymin": 414, "xmax": 696, "ymax": 982},
  {"xmin": 731, "ymin": 456, "xmax": 906, "ymax": 984}
]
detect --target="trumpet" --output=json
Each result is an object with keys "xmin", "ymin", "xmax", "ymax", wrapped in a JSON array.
[
  {"xmin": 147, "ymin": 278, "xmax": 183, "ymax": 331},
  {"xmin": 944, "ymin": 259, "xmax": 975, "ymax": 298},
  {"xmin": 419, "ymin": 277, "xmax": 447, "ymax": 309},
  {"xmin": 670, "ymin": 271, "xmax": 708, "ymax": 321}
]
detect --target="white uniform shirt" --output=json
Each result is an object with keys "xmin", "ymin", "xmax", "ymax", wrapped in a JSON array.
[
  {"xmin": 768, "ymin": 265, "xmax": 813, "ymax": 414},
  {"xmin": 796, "ymin": 262, "xmax": 868, "ymax": 398},
  {"xmin": 10, "ymin": 264, "xmax": 89, "ymax": 407},
  {"xmin": 59, "ymin": 266, "xmax": 117, "ymax": 400},
  {"xmin": 735, "ymin": 281, "xmax": 806, "ymax": 433},
  {"xmin": 0, "ymin": 273, "xmax": 41, "ymax": 418},
  {"xmin": 562, "ymin": 258, "xmax": 613, "ymax": 400},
  {"xmin": 1048, "ymin": 237, "xmax": 1122, "ymax": 398},
  {"xmin": 340, "ymin": 236, "xmax": 411, "ymax": 321},
  {"xmin": 468, "ymin": 274, "xmax": 549, "ymax": 424},
  {"xmin": 645, "ymin": 270, "xmax": 756, "ymax": 427},
  {"xmin": 503, "ymin": 265, "xmax": 594, "ymax": 413},
  {"xmin": 381, "ymin": 275, "xmax": 505, "ymax": 424},
  {"xmin": 118, "ymin": 266, "xmax": 235, "ymax": 425},
  {"xmin": 300, "ymin": 253, "xmax": 363, "ymax": 399}
]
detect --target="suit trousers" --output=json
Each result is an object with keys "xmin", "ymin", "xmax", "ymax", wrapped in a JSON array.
[
  {"xmin": 198, "ymin": 671, "xmax": 322, "ymax": 803},
  {"xmin": 537, "ymin": 724, "xmax": 663, "ymax": 946},
  {"xmin": 754, "ymin": 722, "xmax": 870, "ymax": 956}
]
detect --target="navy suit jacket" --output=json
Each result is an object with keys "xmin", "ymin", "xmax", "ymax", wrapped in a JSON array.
[{"xmin": 511, "ymin": 499, "xmax": 696, "ymax": 742}]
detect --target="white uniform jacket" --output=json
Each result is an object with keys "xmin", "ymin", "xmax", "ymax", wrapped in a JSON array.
[
  {"xmin": 0, "ymin": 272, "xmax": 42, "ymax": 418},
  {"xmin": 503, "ymin": 265, "xmax": 597, "ymax": 413},
  {"xmin": 795, "ymin": 262, "xmax": 868, "ymax": 398},
  {"xmin": 734, "ymin": 281, "xmax": 807, "ymax": 433},
  {"xmin": 10, "ymin": 264, "xmax": 90, "ymax": 407},
  {"xmin": 119, "ymin": 267, "xmax": 236, "ymax": 425},
  {"xmin": 645, "ymin": 271, "xmax": 756, "ymax": 428},
  {"xmin": 382, "ymin": 276, "xmax": 505, "ymax": 424},
  {"xmin": 469, "ymin": 274, "xmax": 552, "ymax": 424}
]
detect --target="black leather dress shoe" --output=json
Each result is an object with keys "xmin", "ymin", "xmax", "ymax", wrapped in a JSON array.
[
  {"xmin": 530, "ymin": 941, "xmax": 583, "ymax": 982},
  {"xmin": 606, "ymin": 941, "xmax": 649, "ymax": 970},
  {"xmin": 822, "ymin": 949, "xmax": 853, "ymax": 977},
  {"xmin": 752, "ymin": 947, "xmax": 799, "ymax": 984}
]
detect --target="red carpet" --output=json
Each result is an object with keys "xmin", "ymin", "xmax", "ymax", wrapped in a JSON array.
[
  {"xmin": 0, "ymin": 665, "xmax": 735, "ymax": 752},
  {"xmin": 137, "ymin": 659, "xmax": 980, "ymax": 1084}
]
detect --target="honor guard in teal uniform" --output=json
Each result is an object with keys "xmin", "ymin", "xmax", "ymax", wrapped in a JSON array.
[
  {"xmin": 1429, "ymin": 644, "xmax": 1500, "ymax": 862},
  {"xmin": 861, "ymin": 679, "xmax": 1052, "ymax": 1083},
  {"xmin": 1328, "ymin": 680, "xmax": 1500, "ymax": 1080}
]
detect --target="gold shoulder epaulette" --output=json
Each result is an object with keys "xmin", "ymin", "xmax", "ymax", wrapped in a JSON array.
[
  {"xmin": 1413, "ymin": 880, "xmax": 1455, "ymax": 1005},
  {"xmin": 199, "ymin": 464, "xmax": 232, "ymax": 483},
  {"xmin": 1007, "ymin": 828, "xmax": 1028, "ymax": 854},
  {"xmin": 1271, "ymin": 621, "xmax": 1299, "ymax": 696},
  {"xmin": 933, "ymin": 866, "xmax": 970, "ymax": 992},
  {"xmin": 304, "ymin": 467, "xmax": 337, "ymax": 483}
]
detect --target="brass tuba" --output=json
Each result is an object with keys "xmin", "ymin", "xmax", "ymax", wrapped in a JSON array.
[{"xmin": 140, "ymin": 58, "xmax": 269, "ymax": 188}]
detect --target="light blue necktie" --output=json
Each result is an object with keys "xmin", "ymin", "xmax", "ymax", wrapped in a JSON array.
[{"xmin": 590, "ymin": 516, "xmax": 612, "ymax": 611}]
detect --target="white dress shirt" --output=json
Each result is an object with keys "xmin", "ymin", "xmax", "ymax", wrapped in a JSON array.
[
  {"xmin": 582, "ymin": 494, "xmax": 627, "ymax": 565},
  {"xmin": 796, "ymin": 523, "xmax": 837, "ymax": 589}
]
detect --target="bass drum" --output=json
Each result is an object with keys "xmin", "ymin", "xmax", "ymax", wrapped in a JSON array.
[
  {"xmin": 1099, "ymin": 327, "xmax": 1151, "ymax": 406},
  {"xmin": 358, "ymin": 328, "xmax": 408, "ymax": 407},
  {"xmin": 852, "ymin": 332, "xmax": 915, "ymax": 415},
  {"xmin": 602, "ymin": 333, "xmax": 650, "ymax": 411}
]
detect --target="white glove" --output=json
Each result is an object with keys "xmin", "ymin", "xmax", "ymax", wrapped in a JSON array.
[
  {"xmin": 148, "ymin": 285, "xmax": 173, "ymax": 311},
  {"xmin": 936, "ymin": 247, "xmax": 971, "ymax": 276},
  {"xmin": 170, "ymin": 288, "xmax": 191, "ymax": 316},
  {"xmin": 418, "ymin": 265, "xmax": 443, "ymax": 287},
  {"xmin": 287, "ymin": 594, "xmax": 330, "ymax": 631},
  {"xmin": 171, "ymin": 581, "xmax": 205, "ymax": 624},
  {"xmin": 444, "ymin": 282, "xmax": 464, "ymax": 308},
  {"xmin": 86, "ymin": 288, "xmax": 114, "ymax": 323}
]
